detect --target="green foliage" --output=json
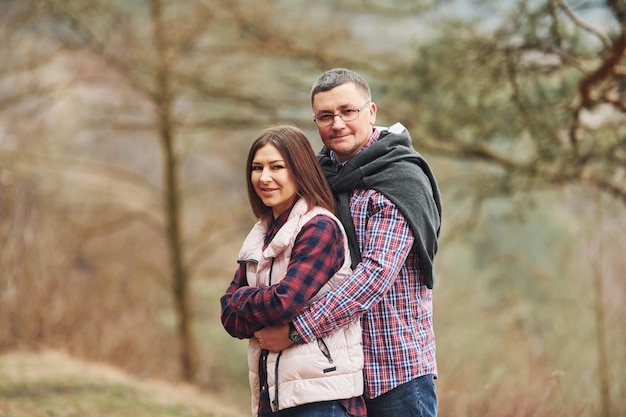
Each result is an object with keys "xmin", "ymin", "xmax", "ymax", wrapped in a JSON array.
[{"xmin": 382, "ymin": 0, "xmax": 626, "ymax": 204}]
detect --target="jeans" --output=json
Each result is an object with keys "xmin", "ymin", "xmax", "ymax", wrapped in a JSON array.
[
  {"xmin": 271, "ymin": 400, "xmax": 348, "ymax": 417},
  {"xmin": 365, "ymin": 375, "xmax": 438, "ymax": 417}
]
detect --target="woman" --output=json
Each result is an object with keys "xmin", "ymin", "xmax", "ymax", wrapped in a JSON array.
[{"xmin": 220, "ymin": 125, "xmax": 365, "ymax": 417}]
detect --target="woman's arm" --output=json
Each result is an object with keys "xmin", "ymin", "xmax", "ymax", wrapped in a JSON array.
[
  {"xmin": 220, "ymin": 264, "xmax": 263, "ymax": 339},
  {"xmin": 224, "ymin": 215, "xmax": 344, "ymax": 328}
]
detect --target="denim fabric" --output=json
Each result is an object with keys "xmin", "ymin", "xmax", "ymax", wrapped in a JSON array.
[
  {"xmin": 365, "ymin": 375, "xmax": 437, "ymax": 417},
  {"xmin": 270, "ymin": 400, "xmax": 348, "ymax": 417}
]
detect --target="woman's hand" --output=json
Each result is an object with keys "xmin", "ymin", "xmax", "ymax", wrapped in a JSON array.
[{"xmin": 254, "ymin": 323, "xmax": 293, "ymax": 352}]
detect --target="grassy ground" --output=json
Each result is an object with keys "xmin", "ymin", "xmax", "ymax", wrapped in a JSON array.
[{"xmin": 0, "ymin": 350, "xmax": 248, "ymax": 417}]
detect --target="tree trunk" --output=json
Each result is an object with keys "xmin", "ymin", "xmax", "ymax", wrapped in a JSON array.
[
  {"xmin": 593, "ymin": 193, "xmax": 611, "ymax": 417},
  {"xmin": 151, "ymin": 0, "xmax": 198, "ymax": 383}
]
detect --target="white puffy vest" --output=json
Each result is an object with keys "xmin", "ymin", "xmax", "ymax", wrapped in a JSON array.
[{"xmin": 237, "ymin": 199, "xmax": 363, "ymax": 415}]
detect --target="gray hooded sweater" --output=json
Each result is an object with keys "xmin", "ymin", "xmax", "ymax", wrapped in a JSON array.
[{"xmin": 318, "ymin": 126, "xmax": 442, "ymax": 289}]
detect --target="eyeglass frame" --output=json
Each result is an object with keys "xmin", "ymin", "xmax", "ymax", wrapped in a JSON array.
[{"xmin": 313, "ymin": 100, "xmax": 371, "ymax": 127}]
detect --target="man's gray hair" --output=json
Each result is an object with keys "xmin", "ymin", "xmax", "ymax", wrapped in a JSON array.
[{"xmin": 310, "ymin": 68, "xmax": 372, "ymax": 104}]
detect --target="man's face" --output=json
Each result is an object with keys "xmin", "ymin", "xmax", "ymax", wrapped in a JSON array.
[{"xmin": 312, "ymin": 82, "xmax": 376, "ymax": 163}]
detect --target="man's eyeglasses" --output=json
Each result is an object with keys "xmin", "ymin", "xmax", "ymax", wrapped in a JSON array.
[{"xmin": 313, "ymin": 101, "xmax": 371, "ymax": 127}]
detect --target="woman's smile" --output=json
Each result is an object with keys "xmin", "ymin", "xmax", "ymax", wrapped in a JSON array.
[{"xmin": 251, "ymin": 144, "xmax": 298, "ymax": 218}]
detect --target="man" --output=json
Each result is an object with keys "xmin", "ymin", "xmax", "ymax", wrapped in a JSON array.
[{"xmin": 255, "ymin": 68, "xmax": 442, "ymax": 417}]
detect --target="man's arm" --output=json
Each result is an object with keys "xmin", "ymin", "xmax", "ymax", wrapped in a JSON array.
[{"xmin": 286, "ymin": 192, "xmax": 415, "ymax": 344}]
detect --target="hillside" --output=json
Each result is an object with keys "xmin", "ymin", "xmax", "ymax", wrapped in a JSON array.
[{"xmin": 0, "ymin": 350, "xmax": 248, "ymax": 417}]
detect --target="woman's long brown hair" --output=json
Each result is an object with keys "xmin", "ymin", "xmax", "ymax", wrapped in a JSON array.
[{"xmin": 246, "ymin": 125, "xmax": 335, "ymax": 220}]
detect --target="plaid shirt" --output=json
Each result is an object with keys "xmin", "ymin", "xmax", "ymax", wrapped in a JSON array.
[
  {"xmin": 221, "ymin": 207, "xmax": 366, "ymax": 416},
  {"xmin": 293, "ymin": 129, "xmax": 437, "ymax": 399}
]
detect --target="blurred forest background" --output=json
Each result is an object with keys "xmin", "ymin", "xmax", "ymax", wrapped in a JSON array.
[{"xmin": 0, "ymin": 0, "xmax": 625, "ymax": 416}]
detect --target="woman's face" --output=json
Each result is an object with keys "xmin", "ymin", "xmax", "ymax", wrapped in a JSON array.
[{"xmin": 251, "ymin": 143, "xmax": 298, "ymax": 218}]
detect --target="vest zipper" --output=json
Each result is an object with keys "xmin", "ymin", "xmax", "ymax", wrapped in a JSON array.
[
  {"xmin": 268, "ymin": 258, "xmax": 275, "ymax": 285},
  {"xmin": 317, "ymin": 338, "xmax": 337, "ymax": 373},
  {"xmin": 271, "ymin": 351, "xmax": 283, "ymax": 411}
]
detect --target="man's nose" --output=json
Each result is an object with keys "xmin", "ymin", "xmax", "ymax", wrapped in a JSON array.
[{"xmin": 331, "ymin": 114, "xmax": 347, "ymax": 127}]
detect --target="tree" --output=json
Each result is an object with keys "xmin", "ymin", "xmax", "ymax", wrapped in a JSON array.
[
  {"xmin": 0, "ymin": 0, "xmax": 366, "ymax": 382},
  {"xmin": 387, "ymin": 0, "xmax": 625, "ymax": 208}
]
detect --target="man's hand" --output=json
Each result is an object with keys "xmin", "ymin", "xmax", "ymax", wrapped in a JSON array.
[{"xmin": 254, "ymin": 323, "xmax": 293, "ymax": 352}]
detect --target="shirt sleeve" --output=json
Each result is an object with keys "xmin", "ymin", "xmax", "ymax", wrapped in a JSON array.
[
  {"xmin": 293, "ymin": 192, "xmax": 414, "ymax": 341},
  {"xmin": 222, "ymin": 215, "xmax": 345, "ymax": 335},
  {"xmin": 220, "ymin": 263, "xmax": 262, "ymax": 339}
]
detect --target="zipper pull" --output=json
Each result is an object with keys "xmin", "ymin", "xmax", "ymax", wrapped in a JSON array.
[
  {"xmin": 317, "ymin": 338, "xmax": 333, "ymax": 363},
  {"xmin": 317, "ymin": 338, "xmax": 336, "ymax": 372}
]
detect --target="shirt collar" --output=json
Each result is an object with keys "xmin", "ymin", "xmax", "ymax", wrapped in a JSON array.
[
  {"xmin": 268, "ymin": 198, "xmax": 297, "ymax": 229},
  {"xmin": 265, "ymin": 206, "xmax": 291, "ymax": 246},
  {"xmin": 331, "ymin": 128, "xmax": 382, "ymax": 170}
]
